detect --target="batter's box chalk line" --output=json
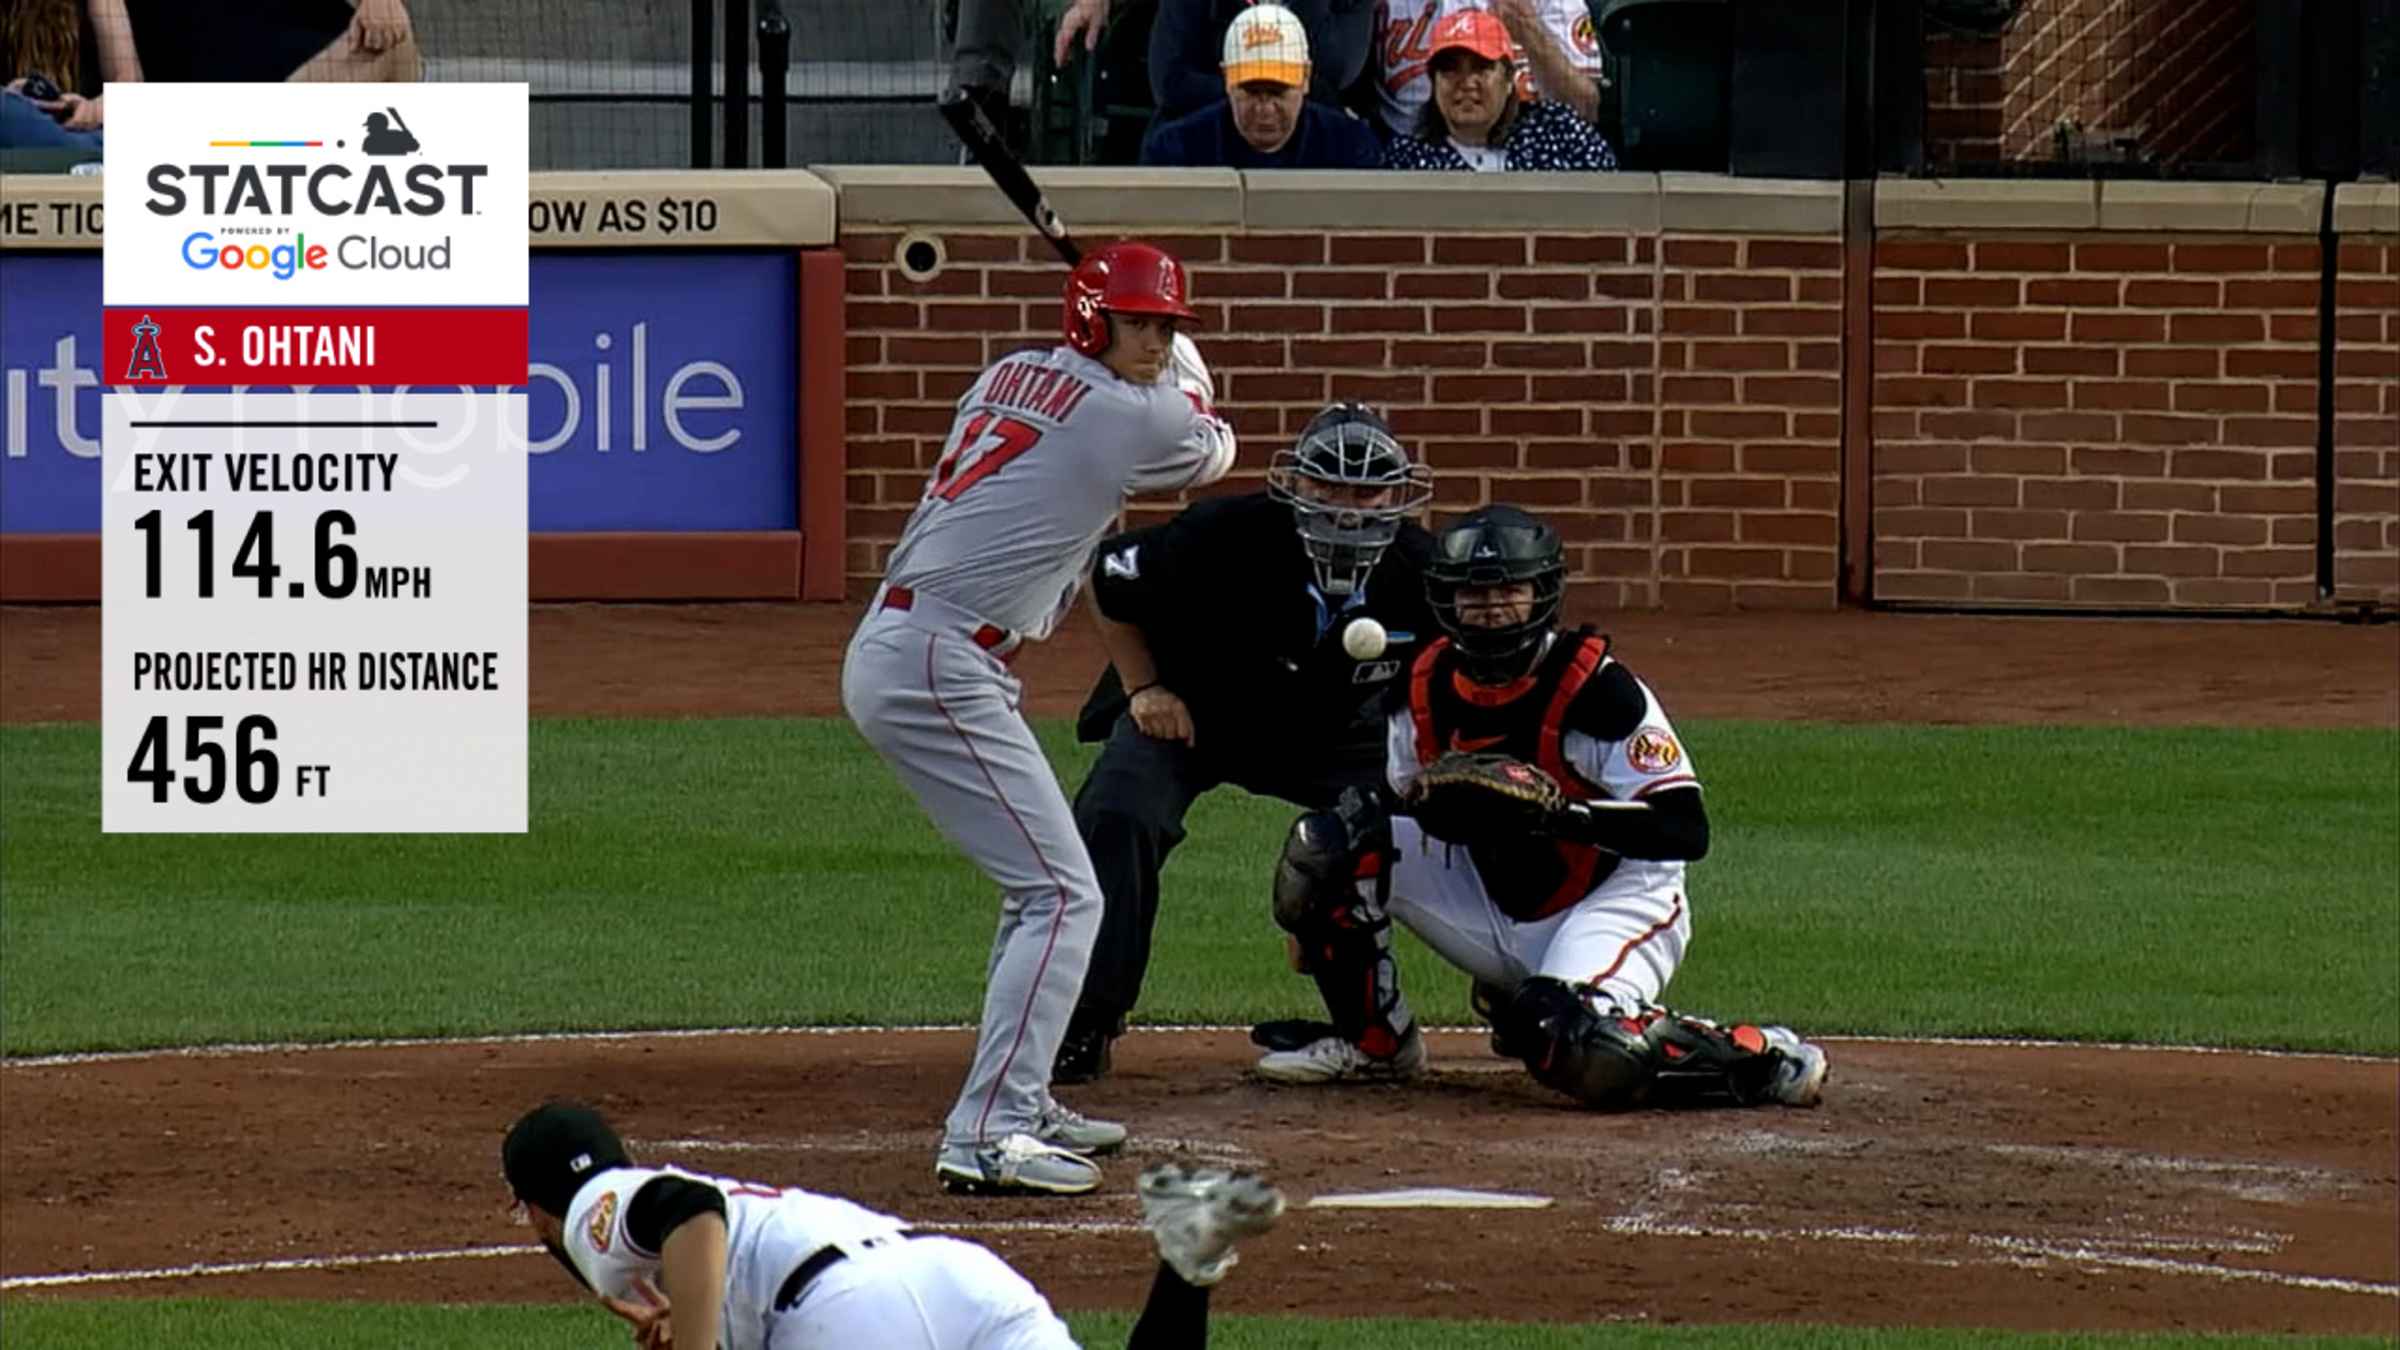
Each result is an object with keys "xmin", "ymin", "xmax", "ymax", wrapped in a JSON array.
[
  {"xmin": 1601, "ymin": 1213, "xmax": 2400, "ymax": 1300},
  {"xmin": 6, "ymin": 1024, "xmax": 2394, "ymax": 1070}
]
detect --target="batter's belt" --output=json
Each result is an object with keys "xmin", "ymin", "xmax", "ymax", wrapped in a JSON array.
[{"xmin": 876, "ymin": 585, "xmax": 1023, "ymax": 664}]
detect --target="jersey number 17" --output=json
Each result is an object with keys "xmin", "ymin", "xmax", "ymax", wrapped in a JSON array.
[{"xmin": 925, "ymin": 412, "xmax": 1043, "ymax": 502}]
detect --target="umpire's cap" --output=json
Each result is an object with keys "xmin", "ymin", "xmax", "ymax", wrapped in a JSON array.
[{"xmin": 503, "ymin": 1101, "xmax": 631, "ymax": 1216}]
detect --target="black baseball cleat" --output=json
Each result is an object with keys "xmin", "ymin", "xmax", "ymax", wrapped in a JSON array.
[{"xmin": 1052, "ymin": 1022, "xmax": 1117, "ymax": 1085}]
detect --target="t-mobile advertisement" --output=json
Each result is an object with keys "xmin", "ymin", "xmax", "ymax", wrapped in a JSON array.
[{"xmin": 2, "ymin": 250, "xmax": 798, "ymax": 533}]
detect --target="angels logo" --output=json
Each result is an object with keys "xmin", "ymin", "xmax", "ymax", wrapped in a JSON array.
[
  {"xmin": 586, "ymin": 1190, "xmax": 618, "ymax": 1252},
  {"xmin": 1627, "ymin": 728, "xmax": 1682, "ymax": 774},
  {"xmin": 124, "ymin": 314, "xmax": 168, "ymax": 380}
]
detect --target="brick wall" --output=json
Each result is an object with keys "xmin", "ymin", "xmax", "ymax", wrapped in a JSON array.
[
  {"xmin": 1922, "ymin": 28, "xmax": 2005, "ymax": 167},
  {"xmin": 1873, "ymin": 232, "xmax": 2398, "ymax": 609},
  {"xmin": 1920, "ymin": 0, "xmax": 2254, "ymax": 170},
  {"xmin": 2002, "ymin": 0, "xmax": 2254, "ymax": 166},
  {"xmin": 840, "ymin": 228, "xmax": 1844, "ymax": 609},
  {"xmin": 2332, "ymin": 240, "xmax": 2400, "ymax": 605}
]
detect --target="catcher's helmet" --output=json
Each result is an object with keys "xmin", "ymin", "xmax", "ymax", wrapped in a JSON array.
[
  {"xmin": 1268, "ymin": 402, "xmax": 1435, "ymax": 596},
  {"xmin": 1426, "ymin": 504, "xmax": 1564, "ymax": 679},
  {"xmin": 502, "ymin": 1102, "xmax": 629, "ymax": 1216},
  {"xmin": 1062, "ymin": 240, "xmax": 1199, "ymax": 358}
]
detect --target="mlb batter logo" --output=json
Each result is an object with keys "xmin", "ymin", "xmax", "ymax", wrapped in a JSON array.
[{"xmin": 125, "ymin": 314, "xmax": 168, "ymax": 381}]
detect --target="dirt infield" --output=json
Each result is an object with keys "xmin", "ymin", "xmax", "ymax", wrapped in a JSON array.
[
  {"xmin": 2, "ymin": 1032, "xmax": 2395, "ymax": 1335},
  {"xmin": 2, "ymin": 600, "xmax": 2396, "ymax": 1335}
]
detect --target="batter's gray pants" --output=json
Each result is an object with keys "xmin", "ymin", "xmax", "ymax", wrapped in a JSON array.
[{"xmin": 842, "ymin": 594, "xmax": 1100, "ymax": 1148}]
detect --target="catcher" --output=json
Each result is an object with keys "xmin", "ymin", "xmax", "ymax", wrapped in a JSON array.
[{"xmin": 1250, "ymin": 504, "xmax": 1830, "ymax": 1110}]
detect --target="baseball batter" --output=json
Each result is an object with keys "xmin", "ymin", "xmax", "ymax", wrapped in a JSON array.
[
  {"xmin": 842, "ymin": 240, "xmax": 1236, "ymax": 1197},
  {"xmin": 502, "ymin": 1101, "xmax": 1285, "ymax": 1350},
  {"xmin": 1251, "ymin": 505, "xmax": 1831, "ymax": 1110}
]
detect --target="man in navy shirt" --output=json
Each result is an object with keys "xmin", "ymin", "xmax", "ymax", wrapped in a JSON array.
[{"xmin": 1139, "ymin": 3, "xmax": 1380, "ymax": 169}]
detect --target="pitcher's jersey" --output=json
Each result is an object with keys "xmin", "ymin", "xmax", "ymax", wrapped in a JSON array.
[
  {"xmin": 883, "ymin": 343, "xmax": 1236, "ymax": 641},
  {"xmin": 1372, "ymin": 0, "xmax": 1605, "ymax": 135},
  {"xmin": 559, "ymin": 1165, "xmax": 911, "ymax": 1350}
]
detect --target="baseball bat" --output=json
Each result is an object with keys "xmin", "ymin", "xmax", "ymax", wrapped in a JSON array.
[{"xmin": 938, "ymin": 88, "xmax": 1082, "ymax": 266}]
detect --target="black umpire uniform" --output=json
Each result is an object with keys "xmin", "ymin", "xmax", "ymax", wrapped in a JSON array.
[{"xmin": 1059, "ymin": 409, "xmax": 1436, "ymax": 1081}]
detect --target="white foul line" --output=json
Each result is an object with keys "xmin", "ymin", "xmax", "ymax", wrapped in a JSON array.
[{"xmin": 0, "ymin": 1218, "xmax": 1147, "ymax": 1292}]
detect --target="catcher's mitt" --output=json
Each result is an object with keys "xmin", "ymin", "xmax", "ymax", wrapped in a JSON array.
[{"xmin": 1404, "ymin": 752, "xmax": 1566, "ymax": 844}]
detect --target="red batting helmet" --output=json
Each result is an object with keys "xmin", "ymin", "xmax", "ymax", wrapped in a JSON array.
[{"xmin": 1062, "ymin": 241, "xmax": 1199, "ymax": 357}]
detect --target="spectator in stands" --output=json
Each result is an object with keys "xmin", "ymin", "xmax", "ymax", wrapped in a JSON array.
[
  {"xmin": 1142, "ymin": 0, "xmax": 1376, "ymax": 124},
  {"xmin": 1140, "ymin": 3, "xmax": 1379, "ymax": 168},
  {"xmin": 0, "ymin": 0, "xmax": 135, "ymax": 149},
  {"xmin": 1372, "ymin": 0, "xmax": 1602, "ymax": 139},
  {"xmin": 120, "ymin": 0, "xmax": 419, "ymax": 84},
  {"xmin": 1382, "ymin": 9, "xmax": 1614, "ymax": 170}
]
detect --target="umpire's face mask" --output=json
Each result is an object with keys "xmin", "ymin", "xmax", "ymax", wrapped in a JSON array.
[{"xmin": 1287, "ymin": 477, "xmax": 1401, "ymax": 596}]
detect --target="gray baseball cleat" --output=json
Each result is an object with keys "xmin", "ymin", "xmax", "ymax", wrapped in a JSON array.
[
  {"xmin": 1253, "ymin": 1025, "xmax": 1426, "ymax": 1084},
  {"xmin": 936, "ymin": 1133, "xmax": 1102, "ymax": 1196},
  {"xmin": 1760, "ymin": 1026, "xmax": 1830, "ymax": 1107},
  {"xmin": 1138, "ymin": 1164, "xmax": 1286, "ymax": 1286},
  {"xmin": 1035, "ymin": 1092, "xmax": 1127, "ymax": 1156}
]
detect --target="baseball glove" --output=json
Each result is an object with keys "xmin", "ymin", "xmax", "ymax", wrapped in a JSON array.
[{"xmin": 1404, "ymin": 752, "xmax": 1566, "ymax": 844}]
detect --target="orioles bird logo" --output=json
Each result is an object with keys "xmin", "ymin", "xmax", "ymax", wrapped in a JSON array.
[{"xmin": 586, "ymin": 1191, "xmax": 618, "ymax": 1252}]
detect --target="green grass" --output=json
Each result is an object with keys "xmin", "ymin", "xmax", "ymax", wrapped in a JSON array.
[
  {"xmin": 1, "ymin": 1302, "xmax": 2387, "ymax": 1349},
  {"xmin": 3, "ymin": 718, "xmax": 2394, "ymax": 1056}
]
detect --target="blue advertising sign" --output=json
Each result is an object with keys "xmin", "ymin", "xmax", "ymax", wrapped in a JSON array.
[{"xmin": 1, "ymin": 249, "xmax": 799, "ymax": 533}]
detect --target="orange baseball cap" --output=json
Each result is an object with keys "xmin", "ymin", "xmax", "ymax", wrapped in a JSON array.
[
  {"xmin": 1428, "ymin": 8, "xmax": 1512, "ymax": 62},
  {"xmin": 1223, "ymin": 4, "xmax": 1311, "ymax": 88}
]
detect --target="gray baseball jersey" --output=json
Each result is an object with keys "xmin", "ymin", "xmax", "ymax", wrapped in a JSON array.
[
  {"xmin": 845, "ymin": 336, "xmax": 1234, "ymax": 1159},
  {"xmin": 883, "ymin": 341, "xmax": 1236, "ymax": 640}
]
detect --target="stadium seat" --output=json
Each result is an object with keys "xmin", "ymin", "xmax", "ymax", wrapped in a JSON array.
[
  {"xmin": 1590, "ymin": 0, "xmax": 1729, "ymax": 172},
  {"xmin": 1026, "ymin": 0, "xmax": 1158, "ymax": 164}
]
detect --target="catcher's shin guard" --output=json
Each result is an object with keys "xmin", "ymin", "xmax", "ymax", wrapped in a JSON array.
[
  {"xmin": 1502, "ymin": 977, "xmax": 1655, "ymax": 1107},
  {"xmin": 1271, "ymin": 794, "xmax": 1414, "ymax": 1057},
  {"xmin": 1501, "ymin": 978, "xmax": 1793, "ymax": 1109}
]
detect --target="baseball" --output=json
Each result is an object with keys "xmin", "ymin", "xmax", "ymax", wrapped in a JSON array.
[{"xmin": 1342, "ymin": 617, "xmax": 1388, "ymax": 660}]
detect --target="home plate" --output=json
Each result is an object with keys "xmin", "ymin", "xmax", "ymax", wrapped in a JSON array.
[{"xmin": 1306, "ymin": 1188, "xmax": 1554, "ymax": 1210}]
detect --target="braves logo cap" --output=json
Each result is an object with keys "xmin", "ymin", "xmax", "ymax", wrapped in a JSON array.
[{"xmin": 1429, "ymin": 8, "xmax": 1512, "ymax": 62}]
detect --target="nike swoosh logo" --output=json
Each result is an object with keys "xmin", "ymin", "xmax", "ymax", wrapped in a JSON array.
[{"xmin": 1450, "ymin": 732, "xmax": 1508, "ymax": 752}]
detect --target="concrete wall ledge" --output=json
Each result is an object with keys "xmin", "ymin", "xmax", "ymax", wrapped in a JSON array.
[
  {"xmin": 1659, "ymin": 173, "xmax": 1843, "ymax": 234},
  {"xmin": 809, "ymin": 165, "xmax": 1246, "ymax": 231},
  {"xmin": 810, "ymin": 166, "xmax": 1842, "ymax": 237},
  {"xmin": 2333, "ymin": 181, "xmax": 2400, "ymax": 236},
  {"xmin": 530, "ymin": 169, "xmax": 837, "ymax": 246},
  {"xmin": 1877, "ymin": 177, "xmax": 2340, "ymax": 233},
  {"xmin": 0, "ymin": 170, "xmax": 839, "ymax": 248},
  {"xmin": 1241, "ymin": 170, "xmax": 1663, "ymax": 232}
]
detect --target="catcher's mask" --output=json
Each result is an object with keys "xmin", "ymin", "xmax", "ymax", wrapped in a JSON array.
[
  {"xmin": 503, "ymin": 1101, "xmax": 629, "ymax": 1217},
  {"xmin": 1267, "ymin": 402, "xmax": 1433, "ymax": 596},
  {"xmin": 1426, "ymin": 504, "xmax": 1564, "ymax": 681}
]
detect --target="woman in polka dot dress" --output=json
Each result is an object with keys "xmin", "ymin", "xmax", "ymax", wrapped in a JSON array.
[{"xmin": 1381, "ymin": 8, "xmax": 1616, "ymax": 172}]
